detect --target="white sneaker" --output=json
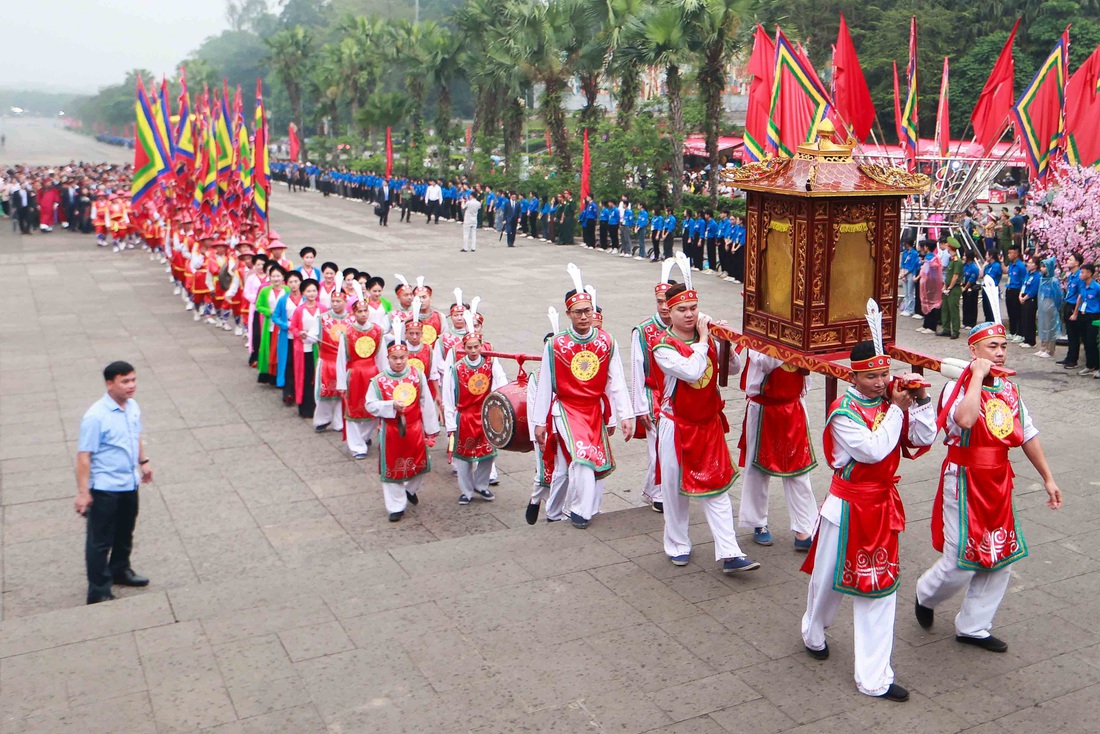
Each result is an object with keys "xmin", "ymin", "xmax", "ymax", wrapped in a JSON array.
[
  {"xmin": 1035, "ymin": 351, "xmax": 1050, "ymax": 358},
  {"xmin": 185, "ymin": 301, "xmax": 194, "ymax": 311},
  {"xmin": 899, "ymin": 310, "xmax": 911, "ymax": 317},
  {"xmin": 633, "ymin": 255, "xmax": 643, "ymax": 260},
  {"xmin": 234, "ymin": 326, "xmax": 243, "ymax": 336},
  {"xmin": 173, "ymin": 286, "xmax": 181, "ymax": 295},
  {"xmin": 193, "ymin": 311, "xmax": 201, "ymax": 321},
  {"xmin": 912, "ymin": 313, "xmax": 923, "ymax": 319}
]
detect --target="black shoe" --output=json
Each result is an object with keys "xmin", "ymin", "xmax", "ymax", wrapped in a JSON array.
[
  {"xmin": 406, "ymin": 491, "xmax": 419, "ymax": 505},
  {"xmin": 525, "ymin": 502, "xmax": 540, "ymax": 525},
  {"xmin": 915, "ymin": 597, "xmax": 934, "ymax": 629},
  {"xmin": 876, "ymin": 684, "xmax": 910, "ymax": 702},
  {"xmin": 1063, "ymin": 363, "xmax": 1079, "ymax": 369},
  {"xmin": 956, "ymin": 634, "xmax": 1008, "ymax": 653},
  {"xmin": 569, "ymin": 512, "xmax": 590, "ymax": 529},
  {"xmin": 937, "ymin": 332, "xmax": 952, "ymax": 337},
  {"xmin": 1055, "ymin": 359, "xmax": 1068, "ymax": 365},
  {"xmin": 112, "ymin": 569, "xmax": 149, "ymax": 587},
  {"xmin": 314, "ymin": 423, "xmax": 330, "ymax": 433},
  {"xmin": 805, "ymin": 643, "xmax": 829, "ymax": 660},
  {"xmin": 388, "ymin": 511, "xmax": 404, "ymax": 522},
  {"xmin": 652, "ymin": 501, "xmax": 664, "ymax": 514},
  {"xmin": 87, "ymin": 592, "xmax": 116, "ymax": 605}
]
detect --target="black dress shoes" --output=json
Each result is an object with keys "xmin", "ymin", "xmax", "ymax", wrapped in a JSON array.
[
  {"xmin": 876, "ymin": 683, "xmax": 910, "ymax": 702},
  {"xmin": 113, "ymin": 569, "xmax": 149, "ymax": 587},
  {"xmin": 87, "ymin": 592, "xmax": 116, "ymax": 605},
  {"xmin": 805, "ymin": 643, "xmax": 829, "ymax": 660},
  {"xmin": 406, "ymin": 491, "xmax": 419, "ymax": 505},
  {"xmin": 389, "ymin": 511, "xmax": 404, "ymax": 522},
  {"xmin": 956, "ymin": 634, "xmax": 1008, "ymax": 653},
  {"xmin": 525, "ymin": 502, "xmax": 540, "ymax": 526},
  {"xmin": 915, "ymin": 597, "xmax": 934, "ymax": 629}
]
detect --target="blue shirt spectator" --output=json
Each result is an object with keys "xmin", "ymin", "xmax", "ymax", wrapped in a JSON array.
[
  {"xmin": 79, "ymin": 393, "xmax": 142, "ymax": 491},
  {"xmin": 1007, "ymin": 259, "xmax": 1027, "ymax": 290}
]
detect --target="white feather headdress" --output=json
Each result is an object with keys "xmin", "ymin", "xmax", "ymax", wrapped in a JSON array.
[
  {"xmin": 410, "ymin": 296, "xmax": 422, "ymax": 324},
  {"xmin": 660, "ymin": 257, "xmax": 677, "ymax": 285},
  {"xmin": 865, "ymin": 299, "xmax": 884, "ymax": 356},
  {"xmin": 584, "ymin": 285, "xmax": 598, "ymax": 312},
  {"xmin": 674, "ymin": 251, "xmax": 693, "ymax": 290},
  {"xmin": 566, "ymin": 262, "xmax": 585, "ymax": 294},
  {"xmin": 394, "ymin": 273, "xmax": 410, "ymax": 292},
  {"xmin": 982, "ymin": 275, "xmax": 1003, "ymax": 325},
  {"xmin": 547, "ymin": 306, "xmax": 560, "ymax": 334}
]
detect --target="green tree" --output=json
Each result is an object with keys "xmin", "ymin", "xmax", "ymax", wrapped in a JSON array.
[
  {"xmin": 265, "ymin": 26, "xmax": 314, "ymax": 134},
  {"xmin": 621, "ymin": 1, "xmax": 694, "ymax": 210},
  {"xmin": 355, "ymin": 91, "xmax": 416, "ymax": 139}
]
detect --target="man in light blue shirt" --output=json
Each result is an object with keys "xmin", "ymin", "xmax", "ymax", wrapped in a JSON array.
[{"xmin": 75, "ymin": 361, "xmax": 152, "ymax": 604}]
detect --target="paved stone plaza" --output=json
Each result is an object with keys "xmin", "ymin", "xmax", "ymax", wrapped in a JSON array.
[{"xmin": 1, "ymin": 121, "xmax": 1099, "ymax": 732}]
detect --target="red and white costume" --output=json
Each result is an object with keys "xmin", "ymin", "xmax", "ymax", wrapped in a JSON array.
[
  {"xmin": 653, "ymin": 330, "xmax": 745, "ymax": 561},
  {"xmin": 314, "ymin": 305, "xmax": 353, "ymax": 431},
  {"xmin": 532, "ymin": 325, "xmax": 632, "ymax": 522},
  {"xmin": 915, "ymin": 365, "xmax": 1036, "ymax": 639},
  {"xmin": 365, "ymin": 365, "xmax": 440, "ymax": 514},
  {"xmin": 443, "ymin": 350, "xmax": 507, "ymax": 499},
  {"xmin": 630, "ymin": 311, "xmax": 669, "ymax": 506},
  {"xmin": 801, "ymin": 386, "xmax": 936, "ymax": 697},
  {"xmin": 338, "ymin": 321, "xmax": 386, "ymax": 455},
  {"xmin": 737, "ymin": 350, "xmax": 819, "ymax": 536}
]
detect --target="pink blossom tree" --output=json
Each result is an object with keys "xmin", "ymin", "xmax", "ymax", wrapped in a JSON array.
[{"xmin": 1025, "ymin": 165, "xmax": 1100, "ymax": 262}]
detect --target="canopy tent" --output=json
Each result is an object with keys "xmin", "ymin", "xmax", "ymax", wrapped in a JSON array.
[{"xmin": 683, "ymin": 135, "xmax": 744, "ymax": 159}]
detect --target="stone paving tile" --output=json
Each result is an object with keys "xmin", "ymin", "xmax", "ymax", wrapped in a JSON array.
[{"xmin": 3, "ymin": 124, "xmax": 1099, "ymax": 732}]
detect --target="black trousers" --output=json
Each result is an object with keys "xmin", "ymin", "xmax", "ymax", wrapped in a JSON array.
[
  {"xmin": 981, "ymin": 290, "xmax": 995, "ymax": 323},
  {"xmin": 1085, "ymin": 319, "xmax": 1100, "ymax": 370},
  {"xmin": 923, "ymin": 307, "xmax": 941, "ymax": 332},
  {"xmin": 1005, "ymin": 288, "xmax": 1021, "ymax": 335},
  {"xmin": 86, "ymin": 488, "xmax": 138, "ymax": 601},
  {"xmin": 583, "ymin": 221, "xmax": 596, "ymax": 247},
  {"xmin": 608, "ymin": 224, "xmax": 620, "ymax": 252},
  {"xmin": 705, "ymin": 238, "xmax": 717, "ymax": 271},
  {"xmin": 282, "ymin": 347, "xmax": 296, "ymax": 403},
  {"xmin": 963, "ymin": 288, "xmax": 979, "ymax": 327},
  {"xmin": 379, "ymin": 202, "xmax": 390, "ymax": 226},
  {"xmin": 427, "ymin": 201, "xmax": 440, "ymax": 223},
  {"xmin": 299, "ymin": 354, "xmax": 317, "ymax": 418},
  {"xmin": 598, "ymin": 221, "xmax": 608, "ymax": 249},
  {"xmin": 732, "ymin": 247, "xmax": 745, "ymax": 282},
  {"xmin": 1020, "ymin": 298, "xmax": 1038, "ymax": 346},
  {"xmin": 662, "ymin": 231, "xmax": 674, "ymax": 260},
  {"xmin": 1064, "ymin": 304, "xmax": 1083, "ymax": 365}
]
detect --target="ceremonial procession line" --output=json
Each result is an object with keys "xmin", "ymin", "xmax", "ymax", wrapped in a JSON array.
[{"xmin": 89, "ymin": 185, "xmax": 1062, "ymax": 704}]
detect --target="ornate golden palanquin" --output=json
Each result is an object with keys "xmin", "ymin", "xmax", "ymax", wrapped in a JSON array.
[{"xmin": 727, "ymin": 125, "xmax": 928, "ymax": 358}]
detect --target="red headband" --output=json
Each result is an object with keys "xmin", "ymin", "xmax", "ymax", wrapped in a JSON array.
[
  {"xmin": 968, "ymin": 323, "xmax": 1007, "ymax": 346},
  {"xmin": 851, "ymin": 355, "xmax": 891, "ymax": 372},
  {"xmin": 463, "ymin": 331, "xmax": 482, "ymax": 345},
  {"xmin": 655, "ymin": 283, "xmax": 672, "ymax": 295},
  {"xmin": 450, "ymin": 304, "xmax": 465, "ymax": 315},
  {"xmin": 565, "ymin": 292, "xmax": 592, "ymax": 310},
  {"xmin": 665, "ymin": 289, "xmax": 698, "ymax": 309},
  {"xmin": 387, "ymin": 341, "xmax": 408, "ymax": 354}
]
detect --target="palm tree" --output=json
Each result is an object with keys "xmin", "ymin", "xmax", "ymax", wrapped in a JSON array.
[
  {"xmin": 486, "ymin": 0, "xmax": 575, "ymax": 174},
  {"xmin": 683, "ymin": 0, "xmax": 742, "ymax": 208},
  {"xmin": 621, "ymin": 2, "xmax": 694, "ymax": 210},
  {"xmin": 394, "ymin": 20, "xmax": 446, "ymax": 152},
  {"xmin": 422, "ymin": 26, "xmax": 463, "ymax": 176},
  {"xmin": 355, "ymin": 92, "xmax": 415, "ymax": 142},
  {"xmin": 454, "ymin": 0, "xmax": 512, "ymax": 173},
  {"xmin": 587, "ymin": 0, "xmax": 646, "ymax": 131},
  {"xmin": 264, "ymin": 26, "xmax": 313, "ymax": 134}
]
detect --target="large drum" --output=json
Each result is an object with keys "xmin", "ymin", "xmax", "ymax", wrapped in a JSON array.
[{"xmin": 482, "ymin": 381, "xmax": 534, "ymax": 453}]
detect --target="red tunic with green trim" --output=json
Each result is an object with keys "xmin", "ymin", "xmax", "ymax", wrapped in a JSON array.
[
  {"xmin": 451, "ymin": 357, "xmax": 497, "ymax": 462},
  {"xmin": 655, "ymin": 334, "xmax": 735, "ymax": 497},
  {"xmin": 934, "ymin": 374, "xmax": 1029, "ymax": 571},
  {"xmin": 343, "ymin": 324, "xmax": 383, "ymax": 421},
  {"xmin": 317, "ymin": 311, "xmax": 352, "ymax": 400},
  {"xmin": 373, "ymin": 369, "xmax": 430, "ymax": 482},
  {"xmin": 737, "ymin": 352, "xmax": 817, "ymax": 476},
  {"xmin": 406, "ymin": 342, "xmax": 436, "ymax": 400},
  {"xmin": 801, "ymin": 393, "xmax": 926, "ymax": 597},
  {"xmin": 547, "ymin": 329, "xmax": 615, "ymax": 479}
]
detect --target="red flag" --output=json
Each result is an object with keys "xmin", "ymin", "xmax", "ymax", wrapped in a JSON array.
[
  {"xmin": 545, "ymin": 128, "xmax": 552, "ymax": 155},
  {"xmin": 385, "ymin": 126, "xmax": 393, "ymax": 178},
  {"xmin": 832, "ymin": 14, "xmax": 876, "ymax": 142},
  {"xmin": 971, "ymin": 19, "xmax": 1019, "ymax": 156},
  {"xmin": 580, "ymin": 129, "xmax": 591, "ymax": 201},
  {"xmin": 1065, "ymin": 43, "xmax": 1100, "ymax": 167},
  {"xmin": 935, "ymin": 57, "xmax": 950, "ymax": 157},
  {"xmin": 744, "ymin": 25, "xmax": 775, "ymax": 161},
  {"xmin": 288, "ymin": 122, "xmax": 300, "ymax": 162},
  {"xmin": 1013, "ymin": 27, "xmax": 1069, "ymax": 180},
  {"xmin": 893, "ymin": 61, "xmax": 904, "ymax": 144}
]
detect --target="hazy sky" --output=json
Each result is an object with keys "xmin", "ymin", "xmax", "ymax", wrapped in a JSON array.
[{"xmin": 2, "ymin": 0, "xmax": 229, "ymax": 93}]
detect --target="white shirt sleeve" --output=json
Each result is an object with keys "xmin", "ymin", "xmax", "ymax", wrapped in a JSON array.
[
  {"xmin": 442, "ymin": 364, "xmax": 458, "ymax": 433},
  {"xmin": 630, "ymin": 327, "xmax": 650, "ymax": 417},
  {"xmin": 420, "ymin": 372, "xmax": 441, "ymax": 435},
  {"xmin": 365, "ymin": 378, "xmax": 395, "ymax": 419},
  {"xmin": 532, "ymin": 341, "xmax": 554, "ymax": 427},
  {"xmin": 907, "ymin": 401, "xmax": 938, "ymax": 447},
  {"xmin": 605, "ymin": 340, "xmax": 632, "ymax": 425},
  {"xmin": 335, "ymin": 333, "xmax": 349, "ymax": 391},
  {"xmin": 653, "ymin": 341, "xmax": 710, "ymax": 383},
  {"xmin": 828, "ymin": 407, "xmax": 904, "ymax": 467},
  {"xmin": 526, "ymin": 371, "xmax": 539, "ymax": 441},
  {"xmin": 491, "ymin": 358, "xmax": 509, "ymax": 390}
]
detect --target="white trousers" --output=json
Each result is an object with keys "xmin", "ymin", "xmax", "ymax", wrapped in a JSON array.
[
  {"xmin": 383, "ymin": 476, "xmax": 423, "ymax": 514},
  {"xmin": 737, "ymin": 404, "xmax": 817, "ymax": 534},
  {"xmin": 456, "ymin": 457, "xmax": 493, "ymax": 498},
  {"xmin": 530, "ymin": 442, "xmax": 570, "ymax": 521},
  {"xmin": 658, "ymin": 420, "xmax": 745, "ymax": 560},
  {"xmin": 462, "ymin": 225, "xmax": 478, "ymax": 251},
  {"xmin": 642, "ymin": 428, "xmax": 662, "ymax": 503},
  {"xmin": 915, "ymin": 475, "xmax": 1012, "ymax": 637},
  {"xmin": 554, "ymin": 416, "xmax": 603, "ymax": 520},
  {"xmin": 313, "ymin": 399, "xmax": 344, "ymax": 431},
  {"xmin": 801, "ymin": 517, "xmax": 896, "ymax": 696},
  {"xmin": 345, "ymin": 419, "xmax": 378, "ymax": 455}
]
